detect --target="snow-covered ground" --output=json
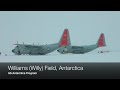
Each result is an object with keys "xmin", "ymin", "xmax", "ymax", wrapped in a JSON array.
[
  {"xmin": 0, "ymin": 11, "xmax": 120, "ymax": 63},
  {"xmin": 0, "ymin": 51, "xmax": 120, "ymax": 62}
]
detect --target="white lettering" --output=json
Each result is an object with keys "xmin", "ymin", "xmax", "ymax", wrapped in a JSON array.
[
  {"xmin": 8, "ymin": 66, "xmax": 28, "ymax": 71},
  {"xmin": 59, "ymin": 66, "xmax": 83, "ymax": 71},
  {"xmin": 44, "ymin": 65, "xmax": 57, "ymax": 71}
]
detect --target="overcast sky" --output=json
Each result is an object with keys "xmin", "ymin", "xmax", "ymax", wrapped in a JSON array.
[{"xmin": 0, "ymin": 11, "xmax": 120, "ymax": 54}]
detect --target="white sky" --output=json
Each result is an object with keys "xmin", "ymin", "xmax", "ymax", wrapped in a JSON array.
[{"xmin": 0, "ymin": 11, "xmax": 120, "ymax": 55}]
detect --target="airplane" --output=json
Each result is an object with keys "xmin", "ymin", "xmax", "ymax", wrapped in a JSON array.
[
  {"xmin": 12, "ymin": 29, "xmax": 71, "ymax": 55},
  {"xmin": 57, "ymin": 31, "xmax": 106, "ymax": 54}
]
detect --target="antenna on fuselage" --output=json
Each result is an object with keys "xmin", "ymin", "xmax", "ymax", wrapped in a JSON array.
[
  {"xmin": 23, "ymin": 42, "xmax": 24, "ymax": 44},
  {"xmin": 33, "ymin": 42, "xmax": 34, "ymax": 45}
]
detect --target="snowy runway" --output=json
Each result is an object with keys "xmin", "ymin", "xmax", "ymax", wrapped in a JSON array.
[{"xmin": 0, "ymin": 52, "xmax": 120, "ymax": 62}]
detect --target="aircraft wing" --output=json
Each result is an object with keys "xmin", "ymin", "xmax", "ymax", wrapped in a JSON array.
[
  {"xmin": 14, "ymin": 44, "xmax": 43, "ymax": 49},
  {"xmin": 24, "ymin": 45, "xmax": 41, "ymax": 48},
  {"xmin": 72, "ymin": 46, "xmax": 84, "ymax": 49}
]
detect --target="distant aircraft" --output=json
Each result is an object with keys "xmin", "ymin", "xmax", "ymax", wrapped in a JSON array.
[
  {"xmin": 98, "ymin": 50, "xmax": 109, "ymax": 53},
  {"xmin": 57, "ymin": 32, "xmax": 106, "ymax": 54},
  {"xmin": 12, "ymin": 29, "xmax": 71, "ymax": 55}
]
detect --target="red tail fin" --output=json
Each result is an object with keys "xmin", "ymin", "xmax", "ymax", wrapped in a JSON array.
[
  {"xmin": 97, "ymin": 33, "xmax": 106, "ymax": 47},
  {"xmin": 59, "ymin": 29, "xmax": 71, "ymax": 47}
]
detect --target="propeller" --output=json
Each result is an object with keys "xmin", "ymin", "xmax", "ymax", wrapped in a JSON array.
[
  {"xmin": 17, "ymin": 45, "xmax": 21, "ymax": 55},
  {"xmin": 14, "ymin": 41, "xmax": 19, "ymax": 45},
  {"xmin": 16, "ymin": 41, "xmax": 21, "ymax": 55}
]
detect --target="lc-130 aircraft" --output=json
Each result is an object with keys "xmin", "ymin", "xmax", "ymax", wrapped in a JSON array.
[
  {"xmin": 57, "ymin": 31, "xmax": 106, "ymax": 54},
  {"xmin": 12, "ymin": 29, "xmax": 71, "ymax": 55}
]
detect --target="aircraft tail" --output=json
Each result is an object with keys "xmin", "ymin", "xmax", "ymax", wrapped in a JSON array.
[
  {"xmin": 59, "ymin": 29, "xmax": 71, "ymax": 47},
  {"xmin": 97, "ymin": 33, "xmax": 106, "ymax": 47}
]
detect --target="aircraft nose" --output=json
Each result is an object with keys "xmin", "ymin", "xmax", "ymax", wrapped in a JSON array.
[{"xmin": 12, "ymin": 49, "xmax": 14, "ymax": 53}]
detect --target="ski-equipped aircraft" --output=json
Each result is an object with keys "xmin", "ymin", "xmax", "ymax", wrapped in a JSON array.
[
  {"xmin": 57, "ymin": 32, "xmax": 106, "ymax": 54},
  {"xmin": 12, "ymin": 29, "xmax": 71, "ymax": 55}
]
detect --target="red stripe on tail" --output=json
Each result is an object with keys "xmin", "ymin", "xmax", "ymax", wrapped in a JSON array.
[
  {"xmin": 59, "ymin": 29, "xmax": 68, "ymax": 46},
  {"xmin": 98, "ymin": 33, "xmax": 106, "ymax": 47}
]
